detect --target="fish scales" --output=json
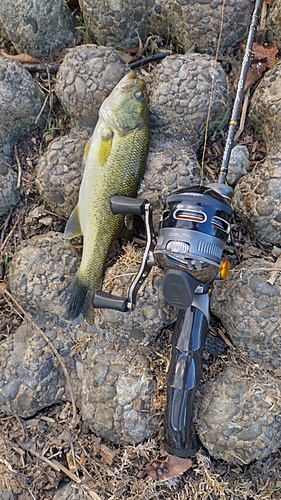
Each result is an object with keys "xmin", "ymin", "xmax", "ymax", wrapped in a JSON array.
[{"xmin": 64, "ymin": 70, "xmax": 150, "ymax": 322}]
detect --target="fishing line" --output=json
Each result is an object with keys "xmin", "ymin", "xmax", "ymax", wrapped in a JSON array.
[{"xmin": 200, "ymin": 0, "xmax": 226, "ymax": 182}]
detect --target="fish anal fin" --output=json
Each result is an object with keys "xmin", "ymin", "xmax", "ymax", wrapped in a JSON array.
[{"xmin": 64, "ymin": 205, "xmax": 83, "ymax": 239}]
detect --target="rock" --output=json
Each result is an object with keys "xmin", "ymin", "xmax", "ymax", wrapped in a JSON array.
[
  {"xmin": 0, "ymin": 0, "xmax": 74, "ymax": 58},
  {"xmin": 211, "ymin": 258, "xmax": 281, "ymax": 371},
  {"xmin": 226, "ymin": 145, "xmax": 249, "ymax": 186},
  {"xmin": 147, "ymin": 53, "xmax": 231, "ymax": 143},
  {"xmin": 53, "ymin": 483, "xmax": 85, "ymax": 500},
  {"xmin": 0, "ymin": 317, "xmax": 159, "ymax": 445},
  {"xmin": 81, "ymin": 337, "xmax": 158, "ymax": 444},
  {"xmin": 0, "ymin": 57, "xmax": 45, "ymax": 161},
  {"xmin": 0, "ymin": 321, "xmax": 79, "ymax": 417},
  {"xmin": 54, "ymin": 45, "xmax": 126, "ymax": 126},
  {"xmin": 0, "ymin": 155, "xmax": 20, "ymax": 216},
  {"xmin": 79, "ymin": 0, "xmax": 252, "ymax": 54},
  {"xmin": 36, "ymin": 128, "xmax": 90, "ymax": 218},
  {"xmin": 267, "ymin": 0, "xmax": 281, "ymax": 48},
  {"xmin": 197, "ymin": 363, "xmax": 281, "ymax": 464},
  {"xmin": 233, "ymin": 62, "xmax": 281, "ymax": 244},
  {"xmin": 8, "ymin": 232, "xmax": 79, "ymax": 317}
]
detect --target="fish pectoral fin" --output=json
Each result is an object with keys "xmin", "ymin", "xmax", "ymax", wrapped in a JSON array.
[
  {"xmin": 64, "ymin": 205, "xmax": 83, "ymax": 239},
  {"xmin": 98, "ymin": 124, "xmax": 113, "ymax": 166},
  {"xmin": 83, "ymin": 136, "xmax": 92, "ymax": 163}
]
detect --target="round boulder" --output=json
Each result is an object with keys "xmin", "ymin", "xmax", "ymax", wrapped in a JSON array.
[
  {"xmin": 36, "ymin": 128, "xmax": 90, "ymax": 218},
  {"xmin": 197, "ymin": 363, "xmax": 281, "ymax": 464},
  {"xmin": 54, "ymin": 45, "xmax": 126, "ymax": 126},
  {"xmin": 0, "ymin": 57, "xmax": 44, "ymax": 160},
  {"xmin": 0, "ymin": 0, "xmax": 73, "ymax": 58},
  {"xmin": 233, "ymin": 62, "xmax": 281, "ymax": 245},
  {"xmin": 79, "ymin": 0, "xmax": 252, "ymax": 55},
  {"xmin": 8, "ymin": 232, "xmax": 79, "ymax": 317},
  {"xmin": 211, "ymin": 258, "xmax": 281, "ymax": 371}
]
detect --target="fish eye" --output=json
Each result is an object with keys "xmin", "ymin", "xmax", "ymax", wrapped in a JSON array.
[{"xmin": 134, "ymin": 90, "xmax": 144, "ymax": 101}]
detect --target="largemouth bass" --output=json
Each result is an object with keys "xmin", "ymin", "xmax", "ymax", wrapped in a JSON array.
[{"xmin": 64, "ymin": 70, "xmax": 150, "ymax": 321}]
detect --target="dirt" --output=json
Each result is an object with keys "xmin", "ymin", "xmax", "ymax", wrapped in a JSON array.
[{"xmin": 0, "ymin": 15, "xmax": 281, "ymax": 500}]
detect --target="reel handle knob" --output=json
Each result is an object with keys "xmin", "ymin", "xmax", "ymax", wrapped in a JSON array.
[
  {"xmin": 110, "ymin": 196, "xmax": 148, "ymax": 216},
  {"xmin": 93, "ymin": 291, "xmax": 129, "ymax": 312}
]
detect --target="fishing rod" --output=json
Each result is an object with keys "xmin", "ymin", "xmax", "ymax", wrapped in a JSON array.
[{"xmin": 93, "ymin": 0, "xmax": 262, "ymax": 458}]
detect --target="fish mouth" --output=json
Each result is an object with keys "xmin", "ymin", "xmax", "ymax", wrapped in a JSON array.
[{"xmin": 119, "ymin": 70, "xmax": 145, "ymax": 93}]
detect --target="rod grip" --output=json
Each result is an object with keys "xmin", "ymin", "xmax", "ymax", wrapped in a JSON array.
[{"xmin": 164, "ymin": 306, "xmax": 208, "ymax": 457}]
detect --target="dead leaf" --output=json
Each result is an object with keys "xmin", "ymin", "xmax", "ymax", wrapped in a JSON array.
[
  {"xmin": 251, "ymin": 41, "xmax": 279, "ymax": 69},
  {"xmin": 267, "ymin": 254, "xmax": 281, "ymax": 285},
  {"xmin": 265, "ymin": 0, "xmax": 275, "ymax": 4},
  {"xmin": 232, "ymin": 41, "xmax": 279, "ymax": 95},
  {"xmin": 140, "ymin": 454, "xmax": 192, "ymax": 481},
  {"xmin": 0, "ymin": 49, "xmax": 40, "ymax": 64},
  {"xmin": 0, "ymin": 283, "xmax": 7, "ymax": 292},
  {"xmin": 100, "ymin": 444, "xmax": 119, "ymax": 465},
  {"xmin": 115, "ymin": 50, "xmax": 137, "ymax": 65}
]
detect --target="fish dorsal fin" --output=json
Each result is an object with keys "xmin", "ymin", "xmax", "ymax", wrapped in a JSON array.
[
  {"xmin": 98, "ymin": 124, "xmax": 113, "ymax": 166},
  {"xmin": 64, "ymin": 205, "xmax": 83, "ymax": 239}
]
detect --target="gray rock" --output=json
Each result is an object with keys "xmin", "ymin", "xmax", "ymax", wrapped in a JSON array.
[
  {"xmin": 36, "ymin": 128, "xmax": 91, "ymax": 218},
  {"xmin": 0, "ymin": 317, "xmax": 160, "ymax": 444},
  {"xmin": 233, "ymin": 62, "xmax": 281, "ymax": 244},
  {"xmin": 82, "ymin": 337, "xmax": 158, "ymax": 444},
  {"xmin": 79, "ymin": 0, "xmax": 252, "ymax": 54},
  {"xmin": 226, "ymin": 145, "xmax": 249, "ymax": 186},
  {"xmin": 197, "ymin": 363, "xmax": 281, "ymax": 464},
  {"xmin": 0, "ymin": 0, "xmax": 74, "ymax": 58},
  {"xmin": 267, "ymin": 0, "xmax": 281, "ymax": 48},
  {"xmin": 53, "ymin": 483, "xmax": 85, "ymax": 500},
  {"xmin": 147, "ymin": 53, "xmax": 231, "ymax": 145},
  {"xmin": 0, "ymin": 321, "xmax": 80, "ymax": 417},
  {"xmin": 55, "ymin": 45, "xmax": 126, "ymax": 126},
  {"xmin": 0, "ymin": 57, "xmax": 45, "ymax": 161},
  {"xmin": 211, "ymin": 258, "xmax": 281, "ymax": 371},
  {"xmin": 0, "ymin": 156, "xmax": 20, "ymax": 216},
  {"xmin": 8, "ymin": 232, "xmax": 79, "ymax": 317}
]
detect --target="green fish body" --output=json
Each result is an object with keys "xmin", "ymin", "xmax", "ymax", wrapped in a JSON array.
[{"xmin": 64, "ymin": 70, "xmax": 150, "ymax": 321}]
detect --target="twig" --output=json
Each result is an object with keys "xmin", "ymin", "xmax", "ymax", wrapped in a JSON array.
[
  {"xmin": 0, "ymin": 216, "xmax": 20, "ymax": 253},
  {"xmin": 14, "ymin": 146, "xmax": 22, "ymax": 189},
  {"xmin": 0, "ymin": 285, "xmax": 77, "ymax": 427},
  {"xmin": 5, "ymin": 438, "xmax": 103, "ymax": 500},
  {"xmin": 68, "ymin": 430, "xmax": 80, "ymax": 478},
  {"xmin": 267, "ymin": 254, "xmax": 281, "ymax": 285},
  {"xmin": 260, "ymin": 0, "xmax": 268, "ymax": 30},
  {"xmin": 234, "ymin": 88, "xmax": 250, "ymax": 141},
  {"xmin": 35, "ymin": 92, "xmax": 49, "ymax": 125},
  {"xmin": 0, "ymin": 206, "xmax": 14, "ymax": 246}
]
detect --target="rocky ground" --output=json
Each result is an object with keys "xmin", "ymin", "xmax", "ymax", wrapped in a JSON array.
[{"xmin": 1, "ymin": 0, "xmax": 281, "ymax": 499}]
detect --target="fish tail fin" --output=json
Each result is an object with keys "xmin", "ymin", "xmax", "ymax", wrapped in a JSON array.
[
  {"xmin": 68, "ymin": 274, "xmax": 89, "ymax": 319},
  {"xmin": 83, "ymin": 288, "xmax": 96, "ymax": 325}
]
